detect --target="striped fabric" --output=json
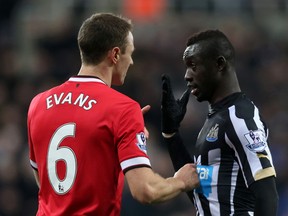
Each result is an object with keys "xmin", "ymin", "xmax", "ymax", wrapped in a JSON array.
[{"xmin": 192, "ymin": 93, "xmax": 276, "ymax": 216}]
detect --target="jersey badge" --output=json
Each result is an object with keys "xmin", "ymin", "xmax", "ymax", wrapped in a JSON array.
[
  {"xmin": 244, "ymin": 130, "xmax": 267, "ymax": 152},
  {"xmin": 206, "ymin": 124, "xmax": 219, "ymax": 142},
  {"xmin": 136, "ymin": 132, "xmax": 147, "ymax": 154}
]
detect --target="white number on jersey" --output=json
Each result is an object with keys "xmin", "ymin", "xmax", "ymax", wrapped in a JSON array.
[{"xmin": 47, "ymin": 123, "xmax": 77, "ymax": 194}]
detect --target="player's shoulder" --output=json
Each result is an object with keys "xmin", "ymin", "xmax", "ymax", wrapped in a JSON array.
[
  {"xmin": 107, "ymin": 89, "xmax": 142, "ymax": 117},
  {"xmin": 29, "ymin": 83, "xmax": 63, "ymax": 111},
  {"xmin": 30, "ymin": 85, "xmax": 59, "ymax": 104},
  {"xmin": 29, "ymin": 90, "xmax": 46, "ymax": 109},
  {"xmin": 28, "ymin": 91, "xmax": 47, "ymax": 118},
  {"xmin": 234, "ymin": 93, "xmax": 256, "ymax": 119},
  {"xmin": 108, "ymin": 87, "xmax": 138, "ymax": 105}
]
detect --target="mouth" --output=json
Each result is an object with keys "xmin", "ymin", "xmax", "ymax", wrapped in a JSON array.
[
  {"xmin": 191, "ymin": 88, "xmax": 200, "ymax": 96},
  {"xmin": 188, "ymin": 84, "xmax": 199, "ymax": 96}
]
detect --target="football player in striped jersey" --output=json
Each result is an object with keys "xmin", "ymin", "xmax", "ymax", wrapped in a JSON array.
[{"xmin": 161, "ymin": 29, "xmax": 278, "ymax": 216}]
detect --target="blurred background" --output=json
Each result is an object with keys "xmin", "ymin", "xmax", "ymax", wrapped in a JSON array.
[{"xmin": 0, "ymin": 0, "xmax": 287, "ymax": 215}]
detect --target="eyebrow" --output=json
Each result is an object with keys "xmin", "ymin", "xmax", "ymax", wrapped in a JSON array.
[{"xmin": 183, "ymin": 52, "xmax": 195, "ymax": 61}]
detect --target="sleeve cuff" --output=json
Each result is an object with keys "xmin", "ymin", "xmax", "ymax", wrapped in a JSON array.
[
  {"xmin": 30, "ymin": 159, "xmax": 38, "ymax": 170},
  {"xmin": 120, "ymin": 157, "xmax": 151, "ymax": 173}
]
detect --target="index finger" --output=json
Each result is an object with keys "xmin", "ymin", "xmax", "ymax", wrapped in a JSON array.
[{"xmin": 141, "ymin": 105, "xmax": 151, "ymax": 115}]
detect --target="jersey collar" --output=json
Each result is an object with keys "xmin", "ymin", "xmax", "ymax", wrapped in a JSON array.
[
  {"xmin": 208, "ymin": 92, "xmax": 244, "ymax": 116},
  {"xmin": 69, "ymin": 76, "xmax": 107, "ymax": 85}
]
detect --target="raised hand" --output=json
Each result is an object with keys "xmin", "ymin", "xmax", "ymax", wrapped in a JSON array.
[{"xmin": 161, "ymin": 74, "xmax": 191, "ymax": 134}]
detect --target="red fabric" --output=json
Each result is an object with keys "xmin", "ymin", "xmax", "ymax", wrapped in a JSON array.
[{"xmin": 27, "ymin": 76, "xmax": 150, "ymax": 216}]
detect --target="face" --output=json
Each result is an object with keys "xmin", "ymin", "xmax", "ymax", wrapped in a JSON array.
[
  {"xmin": 112, "ymin": 31, "xmax": 134, "ymax": 86},
  {"xmin": 183, "ymin": 44, "xmax": 219, "ymax": 102}
]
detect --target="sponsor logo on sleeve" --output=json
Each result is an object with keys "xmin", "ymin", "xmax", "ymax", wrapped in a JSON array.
[
  {"xmin": 136, "ymin": 132, "xmax": 147, "ymax": 154},
  {"xmin": 244, "ymin": 130, "xmax": 267, "ymax": 152}
]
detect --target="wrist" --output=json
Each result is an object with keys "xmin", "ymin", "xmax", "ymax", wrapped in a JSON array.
[{"xmin": 172, "ymin": 172, "xmax": 186, "ymax": 192}]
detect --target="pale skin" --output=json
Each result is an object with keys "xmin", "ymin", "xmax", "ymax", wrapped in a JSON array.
[{"xmin": 33, "ymin": 31, "xmax": 200, "ymax": 204}]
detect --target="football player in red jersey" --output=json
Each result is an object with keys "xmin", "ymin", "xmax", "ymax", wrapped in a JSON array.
[{"xmin": 27, "ymin": 13, "xmax": 199, "ymax": 216}]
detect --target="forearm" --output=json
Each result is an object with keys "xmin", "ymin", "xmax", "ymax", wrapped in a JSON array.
[
  {"xmin": 145, "ymin": 174, "xmax": 186, "ymax": 204},
  {"xmin": 126, "ymin": 168, "xmax": 185, "ymax": 204},
  {"xmin": 163, "ymin": 132, "xmax": 196, "ymax": 203},
  {"xmin": 250, "ymin": 176, "xmax": 278, "ymax": 216},
  {"xmin": 163, "ymin": 131, "xmax": 193, "ymax": 171},
  {"xmin": 126, "ymin": 165, "xmax": 198, "ymax": 204}
]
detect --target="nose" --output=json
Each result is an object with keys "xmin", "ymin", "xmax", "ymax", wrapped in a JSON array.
[
  {"xmin": 184, "ymin": 70, "xmax": 193, "ymax": 82},
  {"xmin": 184, "ymin": 70, "xmax": 194, "ymax": 88}
]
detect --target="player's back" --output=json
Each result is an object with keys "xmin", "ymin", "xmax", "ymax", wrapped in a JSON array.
[{"xmin": 27, "ymin": 76, "xmax": 143, "ymax": 216}]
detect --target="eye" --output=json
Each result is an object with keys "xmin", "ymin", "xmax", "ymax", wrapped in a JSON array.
[
  {"xmin": 191, "ymin": 63, "xmax": 196, "ymax": 71},
  {"xmin": 186, "ymin": 60, "xmax": 196, "ymax": 71}
]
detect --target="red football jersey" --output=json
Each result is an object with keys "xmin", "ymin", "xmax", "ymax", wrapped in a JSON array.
[{"xmin": 27, "ymin": 76, "xmax": 151, "ymax": 216}]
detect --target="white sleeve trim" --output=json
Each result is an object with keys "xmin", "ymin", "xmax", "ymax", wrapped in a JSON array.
[
  {"xmin": 120, "ymin": 157, "xmax": 151, "ymax": 171},
  {"xmin": 30, "ymin": 159, "xmax": 38, "ymax": 169}
]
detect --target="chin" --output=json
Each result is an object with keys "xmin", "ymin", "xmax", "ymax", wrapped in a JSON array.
[
  {"xmin": 196, "ymin": 97, "xmax": 204, "ymax": 102},
  {"xmin": 119, "ymin": 78, "xmax": 125, "ymax": 85},
  {"xmin": 113, "ymin": 82, "xmax": 124, "ymax": 86},
  {"xmin": 195, "ymin": 94, "xmax": 206, "ymax": 102},
  {"xmin": 112, "ymin": 78, "xmax": 125, "ymax": 86}
]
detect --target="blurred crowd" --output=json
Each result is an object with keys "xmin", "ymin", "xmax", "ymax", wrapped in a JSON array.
[{"xmin": 0, "ymin": 0, "xmax": 288, "ymax": 215}]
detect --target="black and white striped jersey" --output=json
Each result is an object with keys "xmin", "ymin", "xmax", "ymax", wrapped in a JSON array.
[{"xmin": 192, "ymin": 92, "xmax": 276, "ymax": 216}]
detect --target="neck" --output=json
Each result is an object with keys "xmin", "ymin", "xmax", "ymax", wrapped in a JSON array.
[
  {"xmin": 78, "ymin": 64, "xmax": 112, "ymax": 87},
  {"xmin": 210, "ymin": 71, "xmax": 241, "ymax": 105}
]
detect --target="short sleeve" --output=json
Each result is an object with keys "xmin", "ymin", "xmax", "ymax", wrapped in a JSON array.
[
  {"xmin": 115, "ymin": 102, "xmax": 151, "ymax": 173},
  {"xmin": 225, "ymin": 104, "xmax": 276, "ymax": 186},
  {"xmin": 27, "ymin": 94, "xmax": 42, "ymax": 170}
]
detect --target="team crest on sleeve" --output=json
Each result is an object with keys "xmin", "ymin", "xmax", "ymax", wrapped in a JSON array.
[
  {"xmin": 136, "ymin": 132, "xmax": 147, "ymax": 153},
  {"xmin": 244, "ymin": 130, "xmax": 267, "ymax": 152}
]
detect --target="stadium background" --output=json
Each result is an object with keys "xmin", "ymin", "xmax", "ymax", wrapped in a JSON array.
[{"xmin": 0, "ymin": 0, "xmax": 287, "ymax": 215}]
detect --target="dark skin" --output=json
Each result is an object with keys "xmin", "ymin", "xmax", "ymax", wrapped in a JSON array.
[
  {"xmin": 166, "ymin": 41, "xmax": 279, "ymax": 215},
  {"xmin": 183, "ymin": 43, "xmax": 241, "ymax": 105}
]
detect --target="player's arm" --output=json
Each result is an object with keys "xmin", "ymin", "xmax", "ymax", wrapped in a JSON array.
[
  {"xmin": 27, "ymin": 94, "xmax": 43, "ymax": 189},
  {"xmin": 225, "ymin": 101, "xmax": 278, "ymax": 215},
  {"xmin": 163, "ymin": 132, "xmax": 193, "ymax": 171},
  {"xmin": 125, "ymin": 164, "xmax": 199, "ymax": 204},
  {"xmin": 32, "ymin": 169, "xmax": 40, "ymax": 188},
  {"xmin": 249, "ymin": 176, "xmax": 278, "ymax": 216},
  {"xmin": 161, "ymin": 74, "xmax": 195, "ymax": 202},
  {"xmin": 162, "ymin": 133, "xmax": 195, "ymax": 203}
]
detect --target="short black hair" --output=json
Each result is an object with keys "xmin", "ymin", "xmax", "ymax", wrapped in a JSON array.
[{"xmin": 186, "ymin": 29, "xmax": 235, "ymax": 63}]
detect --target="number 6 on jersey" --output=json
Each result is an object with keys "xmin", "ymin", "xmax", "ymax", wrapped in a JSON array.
[{"xmin": 47, "ymin": 123, "xmax": 77, "ymax": 195}]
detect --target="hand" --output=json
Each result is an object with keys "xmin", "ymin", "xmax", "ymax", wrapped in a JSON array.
[
  {"xmin": 161, "ymin": 74, "xmax": 191, "ymax": 134},
  {"xmin": 174, "ymin": 163, "xmax": 199, "ymax": 191},
  {"xmin": 141, "ymin": 105, "xmax": 151, "ymax": 139}
]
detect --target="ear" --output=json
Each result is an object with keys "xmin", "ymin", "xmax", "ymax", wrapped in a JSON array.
[
  {"xmin": 110, "ymin": 47, "xmax": 121, "ymax": 64},
  {"xmin": 217, "ymin": 56, "xmax": 227, "ymax": 72}
]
